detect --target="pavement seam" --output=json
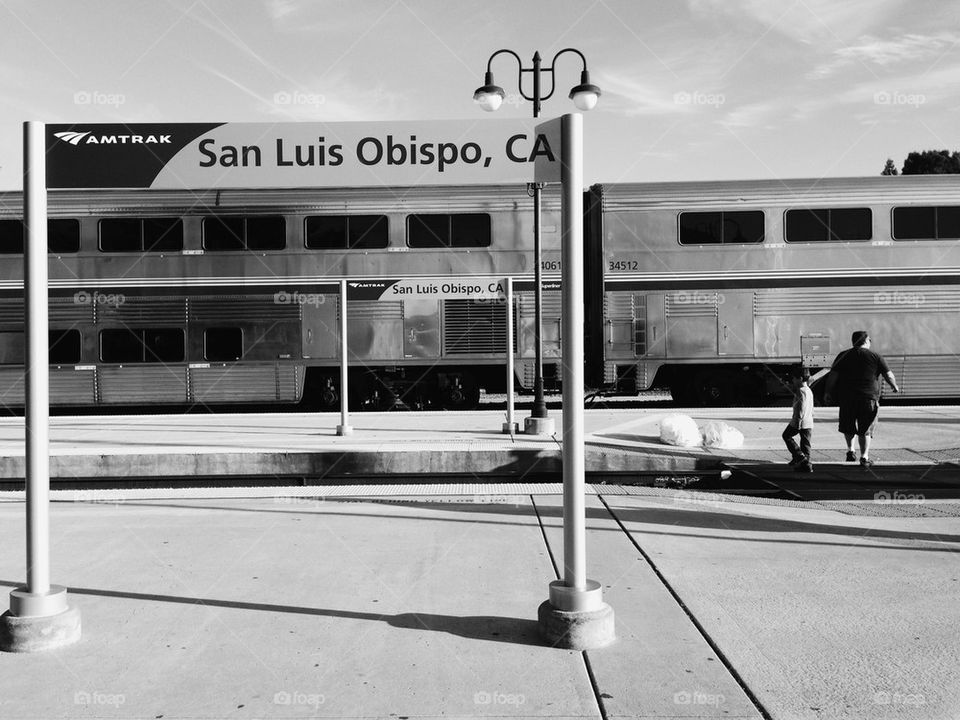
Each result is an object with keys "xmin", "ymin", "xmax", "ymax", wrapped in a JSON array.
[
  {"xmin": 532, "ymin": 494, "xmax": 609, "ymax": 720},
  {"xmin": 581, "ymin": 650, "xmax": 610, "ymax": 720},
  {"xmin": 596, "ymin": 493, "xmax": 774, "ymax": 720},
  {"xmin": 531, "ymin": 494, "xmax": 561, "ymax": 579}
]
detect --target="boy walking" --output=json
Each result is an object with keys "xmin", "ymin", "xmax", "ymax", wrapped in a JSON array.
[{"xmin": 783, "ymin": 368, "xmax": 814, "ymax": 472}]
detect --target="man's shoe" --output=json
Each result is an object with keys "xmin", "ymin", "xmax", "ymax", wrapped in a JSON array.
[
  {"xmin": 860, "ymin": 457, "xmax": 874, "ymax": 468},
  {"xmin": 845, "ymin": 451, "xmax": 857, "ymax": 462},
  {"xmin": 795, "ymin": 461, "xmax": 814, "ymax": 473},
  {"xmin": 789, "ymin": 455, "xmax": 804, "ymax": 467}
]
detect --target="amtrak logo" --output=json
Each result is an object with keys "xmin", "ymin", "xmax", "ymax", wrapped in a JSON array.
[
  {"xmin": 53, "ymin": 131, "xmax": 90, "ymax": 145},
  {"xmin": 53, "ymin": 131, "xmax": 172, "ymax": 146},
  {"xmin": 349, "ymin": 281, "xmax": 388, "ymax": 288}
]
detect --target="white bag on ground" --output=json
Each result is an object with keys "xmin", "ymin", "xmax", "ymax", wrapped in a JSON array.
[
  {"xmin": 659, "ymin": 414, "xmax": 702, "ymax": 447},
  {"xmin": 701, "ymin": 420, "xmax": 744, "ymax": 449}
]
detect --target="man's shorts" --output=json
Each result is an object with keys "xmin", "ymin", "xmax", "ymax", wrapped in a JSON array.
[{"xmin": 838, "ymin": 396, "xmax": 879, "ymax": 437}]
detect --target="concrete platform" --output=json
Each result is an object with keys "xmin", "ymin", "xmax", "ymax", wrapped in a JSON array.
[
  {"xmin": 0, "ymin": 484, "xmax": 958, "ymax": 718},
  {"xmin": 0, "ymin": 406, "xmax": 957, "ymax": 483}
]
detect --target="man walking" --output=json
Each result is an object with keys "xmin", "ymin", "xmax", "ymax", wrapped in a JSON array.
[{"xmin": 829, "ymin": 330, "xmax": 900, "ymax": 467}]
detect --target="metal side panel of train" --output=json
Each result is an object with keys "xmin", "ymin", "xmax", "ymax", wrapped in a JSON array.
[
  {"xmin": 0, "ymin": 184, "xmax": 567, "ymax": 410},
  {"xmin": 591, "ymin": 177, "xmax": 960, "ymax": 404}
]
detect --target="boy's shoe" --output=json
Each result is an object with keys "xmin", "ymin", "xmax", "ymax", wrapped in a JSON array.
[
  {"xmin": 795, "ymin": 461, "xmax": 814, "ymax": 473},
  {"xmin": 860, "ymin": 457, "xmax": 874, "ymax": 468},
  {"xmin": 845, "ymin": 451, "xmax": 857, "ymax": 462}
]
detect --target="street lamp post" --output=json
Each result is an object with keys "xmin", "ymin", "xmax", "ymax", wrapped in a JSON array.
[{"xmin": 474, "ymin": 49, "xmax": 600, "ymax": 435}]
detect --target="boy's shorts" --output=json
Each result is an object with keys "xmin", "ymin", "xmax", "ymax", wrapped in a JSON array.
[{"xmin": 838, "ymin": 396, "xmax": 879, "ymax": 436}]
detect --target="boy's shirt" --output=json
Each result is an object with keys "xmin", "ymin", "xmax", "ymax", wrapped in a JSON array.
[{"xmin": 791, "ymin": 385, "xmax": 814, "ymax": 429}]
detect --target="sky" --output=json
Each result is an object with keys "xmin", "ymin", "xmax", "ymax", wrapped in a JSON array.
[{"xmin": 0, "ymin": 0, "xmax": 958, "ymax": 190}]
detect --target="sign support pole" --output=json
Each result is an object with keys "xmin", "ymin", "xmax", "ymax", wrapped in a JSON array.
[
  {"xmin": 0, "ymin": 122, "xmax": 81, "ymax": 653},
  {"xmin": 502, "ymin": 277, "xmax": 517, "ymax": 435},
  {"xmin": 537, "ymin": 114, "xmax": 613, "ymax": 650},
  {"xmin": 336, "ymin": 279, "xmax": 352, "ymax": 436}
]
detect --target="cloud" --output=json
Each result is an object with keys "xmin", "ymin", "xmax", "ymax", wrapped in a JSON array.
[
  {"xmin": 732, "ymin": 60, "xmax": 960, "ymax": 128},
  {"xmin": 200, "ymin": 63, "xmax": 406, "ymax": 121},
  {"xmin": 687, "ymin": 0, "xmax": 903, "ymax": 44},
  {"xmin": 809, "ymin": 32, "xmax": 960, "ymax": 78},
  {"xmin": 600, "ymin": 72, "xmax": 727, "ymax": 117},
  {"xmin": 719, "ymin": 100, "xmax": 784, "ymax": 129}
]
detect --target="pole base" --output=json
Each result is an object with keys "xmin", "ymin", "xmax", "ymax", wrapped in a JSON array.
[
  {"xmin": 502, "ymin": 421, "xmax": 519, "ymax": 435},
  {"xmin": 538, "ymin": 600, "xmax": 614, "ymax": 650},
  {"xmin": 1, "ymin": 587, "xmax": 81, "ymax": 652},
  {"xmin": 524, "ymin": 416, "xmax": 555, "ymax": 436},
  {"xmin": 336, "ymin": 425, "xmax": 353, "ymax": 436},
  {"xmin": 538, "ymin": 579, "xmax": 614, "ymax": 650}
]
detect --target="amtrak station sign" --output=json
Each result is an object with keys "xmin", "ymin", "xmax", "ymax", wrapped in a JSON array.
[{"xmin": 45, "ymin": 119, "xmax": 562, "ymax": 189}]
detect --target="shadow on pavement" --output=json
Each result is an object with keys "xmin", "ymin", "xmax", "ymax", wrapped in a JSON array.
[
  {"xmin": 72, "ymin": 498, "xmax": 960, "ymax": 550},
  {"xmin": 0, "ymin": 579, "xmax": 545, "ymax": 647}
]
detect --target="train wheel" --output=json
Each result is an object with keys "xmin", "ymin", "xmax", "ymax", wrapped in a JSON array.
[
  {"xmin": 301, "ymin": 372, "xmax": 340, "ymax": 411},
  {"xmin": 317, "ymin": 377, "xmax": 339, "ymax": 409},
  {"xmin": 350, "ymin": 373, "xmax": 389, "ymax": 411},
  {"xmin": 693, "ymin": 370, "xmax": 734, "ymax": 406},
  {"xmin": 437, "ymin": 373, "xmax": 480, "ymax": 410}
]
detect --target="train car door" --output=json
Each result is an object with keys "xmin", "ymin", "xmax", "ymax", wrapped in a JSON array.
[
  {"xmin": 717, "ymin": 291, "xmax": 754, "ymax": 356},
  {"xmin": 301, "ymin": 293, "xmax": 338, "ymax": 359},
  {"xmin": 645, "ymin": 293, "xmax": 666, "ymax": 357},
  {"xmin": 665, "ymin": 291, "xmax": 718, "ymax": 357},
  {"xmin": 403, "ymin": 298, "xmax": 439, "ymax": 358}
]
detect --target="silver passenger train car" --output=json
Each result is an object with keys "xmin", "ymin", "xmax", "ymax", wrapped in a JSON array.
[
  {"xmin": 588, "ymin": 175, "xmax": 960, "ymax": 404},
  {"xmin": 0, "ymin": 175, "xmax": 958, "ymax": 410},
  {"xmin": 0, "ymin": 185, "xmax": 563, "ymax": 410}
]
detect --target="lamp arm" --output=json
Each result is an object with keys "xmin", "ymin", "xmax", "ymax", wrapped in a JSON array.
[
  {"xmin": 484, "ymin": 49, "xmax": 536, "ymax": 103},
  {"xmin": 486, "ymin": 49, "xmax": 544, "ymax": 104},
  {"xmin": 542, "ymin": 48, "xmax": 590, "ymax": 103}
]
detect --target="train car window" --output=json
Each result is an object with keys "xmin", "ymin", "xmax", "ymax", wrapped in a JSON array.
[
  {"xmin": 143, "ymin": 218, "xmax": 184, "ymax": 251},
  {"xmin": 48, "ymin": 219, "xmax": 81, "ymax": 253},
  {"xmin": 348, "ymin": 215, "xmax": 388, "ymax": 249},
  {"xmin": 100, "ymin": 218, "xmax": 183, "ymax": 252},
  {"xmin": 49, "ymin": 329, "xmax": 81, "ymax": 364},
  {"xmin": 306, "ymin": 216, "xmax": 346, "ymax": 249},
  {"xmin": 0, "ymin": 218, "xmax": 81, "ymax": 253},
  {"xmin": 204, "ymin": 327, "xmax": 243, "ymax": 362},
  {"xmin": 204, "ymin": 216, "xmax": 285, "ymax": 251},
  {"xmin": 785, "ymin": 208, "xmax": 871, "ymax": 242},
  {"xmin": 0, "ymin": 329, "xmax": 83, "ymax": 364},
  {"xmin": 407, "ymin": 213, "xmax": 491, "ymax": 248},
  {"xmin": 408, "ymin": 214, "xmax": 448, "ymax": 248},
  {"xmin": 100, "ymin": 329, "xmax": 142, "ymax": 363},
  {"xmin": 100, "ymin": 219, "xmax": 142, "ymax": 252},
  {"xmin": 305, "ymin": 215, "xmax": 388, "ymax": 249},
  {"xmin": 893, "ymin": 206, "xmax": 960, "ymax": 239},
  {"xmin": 100, "ymin": 328, "xmax": 184, "ymax": 363},
  {"xmin": 785, "ymin": 209, "xmax": 828, "ymax": 242},
  {"xmin": 679, "ymin": 211, "xmax": 763, "ymax": 244},
  {"xmin": 830, "ymin": 208, "xmax": 872, "ymax": 240},
  {"xmin": 939, "ymin": 207, "xmax": 960, "ymax": 238},
  {"xmin": 246, "ymin": 217, "xmax": 286, "ymax": 250},
  {"xmin": 203, "ymin": 217, "xmax": 245, "ymax": 251},
  {"xmin": 451, "ymin": 214, "xmax": 492, "ymax": 248},
  {"xmin": 0, "ymin": 220, "xmax": 22, "ymax": 254}
]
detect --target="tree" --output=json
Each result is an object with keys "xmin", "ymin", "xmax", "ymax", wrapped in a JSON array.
[
  {"xmin": 901, "ymin": 150, "xmax": 960, "ymax": 175},
  {"xmin": 881, "ymin": 158, "xmax": 899, "ymax": 175}
]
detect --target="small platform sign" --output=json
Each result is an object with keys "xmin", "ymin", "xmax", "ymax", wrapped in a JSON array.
[{"xmin": 346, "ymin": 278, "xmax": 506, "ymax": 301}]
